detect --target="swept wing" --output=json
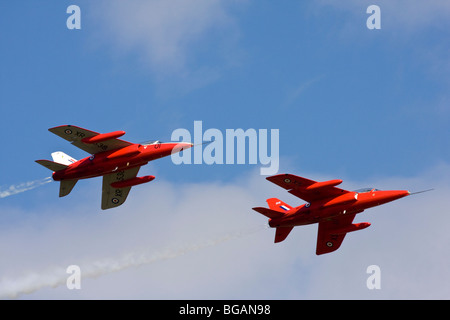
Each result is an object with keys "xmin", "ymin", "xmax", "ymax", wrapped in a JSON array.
[
  {"xmin": 48, "ymin": 125, "xmax": 133, "ymax": 155},
  {"xmin": 101, "ymin": 166, "xmax": 141, "ymax": 210},
  {"xmin": 266, "ymin": 173, "xmax": 349, "ymax": 203}
]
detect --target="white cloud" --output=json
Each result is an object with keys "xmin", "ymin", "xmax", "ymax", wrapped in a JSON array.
[
  {"xmin": 92, "ymin": 0, "xmax": 242, "ymax": 79},
  {"xmin": 0, "ymin": 164, "xmax": 449, "ymax": 299}
]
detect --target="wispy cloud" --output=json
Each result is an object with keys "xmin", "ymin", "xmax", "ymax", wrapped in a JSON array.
[
  {"xmin": 92, "ymin": 0, "xmax": 242, "ymax": 80},
  {"xmin": 284, "ymin": 75, "xmax": 324, "ymax": 107},
  {"xmin": 0, "ymin": 165, "xmax": 449, "ymax": 299},
  {"xmin": 0, "ymin": 223, "xmax": 266, "ymax": 299}
]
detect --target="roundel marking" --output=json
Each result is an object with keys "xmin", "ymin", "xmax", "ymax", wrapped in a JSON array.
[
  {"xmin": 112, "ymin": 198, "xmax": 120, "ymax": 204},
  {"xmin": 326, "ymin": 241, "xmax": 333, "ymax": 248},
  {"xmin": 64, "ymin": 129, "xmax": 73, "ymax": 135},
  {"xmin": 284, "ymin": 178, "xmax": 291, "ymax": 183}
]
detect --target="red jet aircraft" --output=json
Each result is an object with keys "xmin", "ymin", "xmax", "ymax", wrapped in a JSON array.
[
  {"xmin": 253, "ymin": 173, "xmax": 411, "ymax": 255},
  {"xmin": 36, "ymin": 125, "xmax": 193, "ymax": 210}
]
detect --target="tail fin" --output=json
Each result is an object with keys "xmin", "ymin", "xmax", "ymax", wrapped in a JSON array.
[
  {"xmin": 252, "ymin": 198, "xmax": 293, "ymax": 219},
  {"xmin": 254, "ymin": 198, "xmax": 294, "ymax": 243},
  {"xmin": 51, "ymin": 151, "xmax": 77, "ymax": 165},
  {"xmin": 35, "ymin": 151, "xmax": 76, "ymax": 172},
  {"xmin": 266, "ymin": 198, "xmax": 293, "ymax": 213}
]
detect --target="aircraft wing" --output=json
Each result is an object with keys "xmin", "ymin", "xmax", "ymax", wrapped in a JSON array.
[
  {"xmin": 316, "ymin": 213, "xmax": 356, "ymax": 255},
  {"xmin": 101, "ymin": 167, "xmax": 140, "ymax": 210},
  {"xmin": 48, "ymin": 125, "xmax": 133, "ymax": 155},
  {"xmin": 266, "ymin": 173, "xmax": 349, "ymax": 203}
]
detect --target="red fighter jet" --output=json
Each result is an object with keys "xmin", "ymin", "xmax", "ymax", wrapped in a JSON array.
[
  {"xmin": 36, "ymin": 125, "xmax": 193, "ymax": 210},
  {"xmin": 253, "ymin": 173, "xmax": 412, "ymax": 255}
]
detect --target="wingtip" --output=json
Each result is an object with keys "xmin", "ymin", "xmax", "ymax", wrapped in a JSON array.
[
  {"xmin": 266, "ymin": 173, "xmax": 289, "ymax": 180},
  {"xmin": 48, "ymin": 124, "xmax": 69, "ymax": 130}
]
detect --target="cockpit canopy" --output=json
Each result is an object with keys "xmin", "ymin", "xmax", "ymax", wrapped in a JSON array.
[
  {"xmin": 353, "ymin": 188, "xmax": 381, "ymax": 193},
  {"xmin": 141, "ymin": 140, "xmax": 161, "ymax": 146}
]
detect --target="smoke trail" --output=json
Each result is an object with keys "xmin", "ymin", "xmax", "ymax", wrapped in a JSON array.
[
  {"xmin": 0, "ymin": 177, "xmax": 52, "ymax": 199},
  {"xmin": 0, "ymin": 224, "xmax": 269, "ymax": 299}
]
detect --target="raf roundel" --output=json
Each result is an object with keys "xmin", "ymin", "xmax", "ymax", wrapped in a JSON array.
[
  {"xmin": 284, "ymin": 178, "xmax": 291, "ymax": 183},
  {"xmin": 64, "ymin": 129, "xmax": 73, "ymax": 135},
  {"xmin": 326, "ymin": 241, "xmax": 333, "ymax": 248},
  {"xmin": 112, "ymin": 198, "xmax": 120, "ymax": 204}
]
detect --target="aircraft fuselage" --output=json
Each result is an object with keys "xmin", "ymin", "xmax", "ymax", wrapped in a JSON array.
[
  {"xmin": 52, "ymin": 142, "xmax": 192, "ymax": 181},
  {"xmin": 268, "ymin": 189, "xmax": 410, "ymax": 228}
]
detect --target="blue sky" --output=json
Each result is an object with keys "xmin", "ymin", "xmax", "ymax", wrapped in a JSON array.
[{"xmin": 0, "ymin": 1, "xmax": 449, "ymax": 299}]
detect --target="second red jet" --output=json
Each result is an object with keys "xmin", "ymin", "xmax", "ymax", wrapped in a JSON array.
[
  {"xmin": 253, "ymin": 173, "xmax": 410, "ymax": 255},
  {"xmin": 36, "ymin": 125, "xmax": 193, "ymax": 210}
]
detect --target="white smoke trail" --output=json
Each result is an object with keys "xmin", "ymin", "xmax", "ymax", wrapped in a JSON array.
[
  {"xmin": 0, "ymin": 177, "xmax": 52, "ymax": 199},
  {"xmin": 0, "ymin": 224, "xmax": 269, "ymax": 299}
]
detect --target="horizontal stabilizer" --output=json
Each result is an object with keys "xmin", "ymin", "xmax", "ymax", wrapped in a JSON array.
[
  {"xmin": 35, "ymin": 160, "xmax": 68, "ymax": 172},
  {"xmin": 60, "ymin": 179, "xmax": 78, "ymax": 197},
  {"xmin": 252, "ymin": 207, "xmax": 285, "ymax": 219},
  {"xmin": 275, "ymin": 226, "xmax": 294, "ymax": 243}
]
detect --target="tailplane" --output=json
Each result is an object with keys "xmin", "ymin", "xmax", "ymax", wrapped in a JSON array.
[
  {"xmin": 35, "ymin": 153, "xmax": 78, "ymax": 197},
  {"xmin": 35, "ymin": 151, "xmax": 76, "ymax": 172},
  {"xmin": 275, "ymin": 227, "xmax": 294, "ymax": 243},
  {"xmin": 252, "ymin": 198, "xmax": 293, "ymax": 218},
  {"xmin": 252, "ymin": 207, "xmax": 285, "ymax": 219},
  {"xmin": 59, "ymin": 179, "xmax": 78, "ymax": 197},
  {"xmin": 253, "ymin": 198, "xmax": 294, "ymax": 243},
  {"xmin": 35, "ymin": 160, "xmax": 68, "ymax": 172}
]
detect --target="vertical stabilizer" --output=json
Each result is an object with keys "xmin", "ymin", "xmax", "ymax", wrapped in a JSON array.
[
  {"xmin": 266, "ymin": 198, "xmax": 293, "ymax": 213},
  {"xmin": 51, "ymin": 151, "xmax": 77, "ymax": 166}
]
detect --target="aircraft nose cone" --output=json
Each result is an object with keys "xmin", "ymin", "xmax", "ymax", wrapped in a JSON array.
[
  {"xmin": 377, "ymin": 190, "xmax": 410, "ymax": 204},
  {"xmin": 178, "ymin": 142, "xmax": 194, "ymax": 150},
  {"xmin": 393, "ymin": 190, "xmax": 410, "ymax": 200},
  {"xmin": 176, "ymin": 142, "xmax": 194, "ymax": 147}
]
